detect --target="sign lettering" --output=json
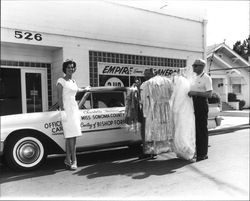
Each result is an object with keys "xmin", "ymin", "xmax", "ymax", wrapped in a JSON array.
[
  {"xmin": 14, "ymin": 30, "xmax": 43, "ymax": 41},
  {"xmin": 98, "ymin": 62, "xmax": 180, "ymax": 77},
  {"xmin": 44, "ymin": 110, "xmax": 127, "ymax": 135},
  {"xmin": 98, "ymin": 62, "xmax": 182, "ymax": 87}
]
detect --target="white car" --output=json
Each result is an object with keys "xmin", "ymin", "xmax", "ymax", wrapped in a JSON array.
[
  {"xmin": 0, "ymin": 87, "xmax": 141, "ymax": 171},
  {"xmin": 0, "ymin": 86, "xmax": 221, "ymax": 171}
]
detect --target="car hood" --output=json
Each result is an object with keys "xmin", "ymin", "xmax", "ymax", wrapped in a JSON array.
[{"xmin": 1, "ymin": 111, "xmax": 60, "ymax": 127}]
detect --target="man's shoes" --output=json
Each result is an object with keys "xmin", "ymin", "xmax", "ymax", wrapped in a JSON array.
[
  {"xmin": 189, "ymin": 157, "xmax": 196, "ymax": 163},
  {"xmin": 196, "ymin": 155, "xmax": 208, "ymax": 162}
]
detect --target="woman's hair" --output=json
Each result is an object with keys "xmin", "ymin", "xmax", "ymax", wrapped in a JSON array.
[{"xmin": 62, "ymin": 60, "xmax": 76, "ymax": 74}]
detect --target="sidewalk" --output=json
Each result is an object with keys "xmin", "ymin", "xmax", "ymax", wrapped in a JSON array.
[{"xmin": 209, "ymin": 109, "xmax": 250, "ymax": 134}]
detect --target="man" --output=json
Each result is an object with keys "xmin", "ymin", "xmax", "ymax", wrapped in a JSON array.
[
  {"xmin": 138, "ymin": 68, "xmax": 156, "ymax": 159},
  {"xmin": 188, "ymin": 59, "xmax": 213, "ymax": 162}
]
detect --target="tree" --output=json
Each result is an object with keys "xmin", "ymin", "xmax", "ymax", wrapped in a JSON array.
[{"xmin": 233, "ymin": 35, "xmax": 250, "ymax": 61}]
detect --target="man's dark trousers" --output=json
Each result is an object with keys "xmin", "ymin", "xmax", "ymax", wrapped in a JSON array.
[{"xmin": 193, "ymin": 96, "xmax": 209, "ymax": 158}]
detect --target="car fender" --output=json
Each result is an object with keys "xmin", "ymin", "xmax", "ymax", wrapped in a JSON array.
[{"xmin": 0, "ymin": 111, "xmax": 66, "ymax": 153}]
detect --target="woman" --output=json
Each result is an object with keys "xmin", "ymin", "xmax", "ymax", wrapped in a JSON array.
[{"xmin": 57, "ymin": 59, "xmax": 89, "ymax": 170}]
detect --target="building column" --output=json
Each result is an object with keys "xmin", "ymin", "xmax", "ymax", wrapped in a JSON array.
[{"xmin": 223, "ymin": 78, "xmax": 228, "ymax": 102}]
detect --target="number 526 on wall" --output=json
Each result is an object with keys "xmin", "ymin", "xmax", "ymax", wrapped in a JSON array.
[{"xmin": 14, "ymin": 30, "xmax": 42, "ymax": 41}]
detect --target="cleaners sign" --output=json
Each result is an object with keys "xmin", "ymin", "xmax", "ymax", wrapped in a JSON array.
[{"xmin": 98, "ymin": 62, "xmax": 180, "ymax": 87}]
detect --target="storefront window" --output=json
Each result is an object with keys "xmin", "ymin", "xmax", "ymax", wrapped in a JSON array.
[
  {"xmin": 0, "ymin": 68, "xmax": 22, "ymax": 116},
  {"xmin": 1, "ymin": 60, "xmax": 52, "ymax": 115}
]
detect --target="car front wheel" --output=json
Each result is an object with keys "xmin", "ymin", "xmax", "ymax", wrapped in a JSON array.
[{"xmin": 5, "ymin": 135, "xmax": 47, "ymax": 171}]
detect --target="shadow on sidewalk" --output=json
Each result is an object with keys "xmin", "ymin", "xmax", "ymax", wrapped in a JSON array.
[
  {"xmin": 73, "ymin": 156, "xmax": 191, "ymax": 179},
  {"xmin": 0, "ymin": 148, "xmax": 190, "ymax": 183}
]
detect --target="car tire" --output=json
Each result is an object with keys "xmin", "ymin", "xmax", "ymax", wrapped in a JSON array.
[
  {"xmin": 4, "ymin": 135, "xmax": 47, "ymax": 171},
  {"xmin": 128, "ymin": 143, "xmax": 143, "ymax": 153}
]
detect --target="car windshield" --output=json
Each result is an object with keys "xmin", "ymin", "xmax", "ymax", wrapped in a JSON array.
[{"xmin": 92, "ymin": 92, "xmax": 125, "ymax": 108}]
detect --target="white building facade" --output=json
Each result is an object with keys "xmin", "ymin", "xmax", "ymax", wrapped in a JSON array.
[{"xmin": 1, "ymin": 1, "xmax": 207, "ymax": 115}]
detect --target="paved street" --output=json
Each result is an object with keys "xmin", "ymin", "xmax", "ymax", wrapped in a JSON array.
[{"xmin": 0, "ymin": 114, "xmax": 249, "ymax": 200}]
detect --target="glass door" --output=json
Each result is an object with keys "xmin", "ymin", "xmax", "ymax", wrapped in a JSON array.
[{"xmin": 21, "ymin": 69, "xmax": 47, "ymax": 113}]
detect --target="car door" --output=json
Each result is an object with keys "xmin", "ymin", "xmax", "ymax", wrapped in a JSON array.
[{"xmin": 76, "ymin": 90, "xmax": 140, "ymax": 149}]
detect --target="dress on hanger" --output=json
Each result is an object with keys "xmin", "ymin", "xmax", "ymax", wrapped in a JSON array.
[
  {"xmin": 124, "ymin": 85, "xmax": 141, "ymax": 134},
  {"xmin": 171, "ymin": 75, "xmax": 196, "ymax": 160},
  {"xmin": 140, "ymin": 75, "xmax": 173, "ymax": 154}
]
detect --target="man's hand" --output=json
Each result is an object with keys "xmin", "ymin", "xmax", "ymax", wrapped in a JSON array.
[
  {"xmin": 188, "ymin": 91, "xmax": 196, "ymax": 97},
  {"xmin": 188, "ymin": 90, "xmax": 212, "ymax": 98}
]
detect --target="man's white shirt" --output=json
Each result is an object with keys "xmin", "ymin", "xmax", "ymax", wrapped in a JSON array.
[{"xmin": 190, "ymin": 72, "xmax": 213, "ymax": 92}]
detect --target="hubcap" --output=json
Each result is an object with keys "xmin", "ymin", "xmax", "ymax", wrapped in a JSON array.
[{"xmin": 16, "ymin": 141, "xmax": 40, "ymax": 164}]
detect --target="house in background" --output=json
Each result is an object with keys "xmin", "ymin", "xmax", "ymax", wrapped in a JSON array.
[{"xmin": 207, "ymin": 42, "xmax": 250, "ymax": 109}]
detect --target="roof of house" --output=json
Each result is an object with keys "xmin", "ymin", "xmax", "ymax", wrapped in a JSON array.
[
  {"xmin": 207, "ymin": 43, "xmax": 249, "ymax": 66},
  {"xmin": 207, "ymin": 43, "xmax": 250, "ymax": 73}
]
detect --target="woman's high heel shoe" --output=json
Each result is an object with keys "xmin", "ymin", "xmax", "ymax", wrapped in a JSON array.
[
  {"xmin": 71, "ymin": 161, "xmax": 77, "ymax": 170},
  {"xmin": 64, "ymin": 159, "xmax": 72, "ymax": 170}
]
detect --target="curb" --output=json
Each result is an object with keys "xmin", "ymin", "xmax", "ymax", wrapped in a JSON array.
[{"xmin": 209, "ymin": 124, "xmax": 250, "ymax": 136}]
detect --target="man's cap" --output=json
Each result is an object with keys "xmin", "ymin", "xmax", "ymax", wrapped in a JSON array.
[{"xmin": 192, "ymin": 59, "xmax": 206, "ymax": 67}]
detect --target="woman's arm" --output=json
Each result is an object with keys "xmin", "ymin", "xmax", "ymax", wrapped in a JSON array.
[
  {"xmin": 57, "ymin": 83, "xmax": 64, "ymax": 110},
  {"xmin": 78, "ymin": 86, "xmax": 91, "ymax": 92}
]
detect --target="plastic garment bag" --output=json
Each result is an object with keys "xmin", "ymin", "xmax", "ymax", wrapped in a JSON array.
[{"xmin": 171, "ymin": 75, "xmax": 196, "ymax": 160}]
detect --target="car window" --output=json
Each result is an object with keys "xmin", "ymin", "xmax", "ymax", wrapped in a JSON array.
[
  {"xmin": 79, "ymin": 93, "xmax": 92, "ymax": 109},
  {"xmin": 98, "ymin": 101, "xmax": 108, "ymax": 108},
  {"xmin": 92, "ymin": 91, "xmax": 125, "ymax": 109},
  {"xmin": 83, "ymin": 99, "xmax": 91, "ymax": 109},
  {"xmin": 76, "ymin": 91, "xmax": 85, "ymax": 104},
  {"xmin": 78, "ymin": 90, "xmax": 126, "ymax": 109}
]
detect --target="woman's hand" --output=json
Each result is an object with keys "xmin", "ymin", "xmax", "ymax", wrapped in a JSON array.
[
  {"xmin": 85, "ymin": 86, "xmax": 91, "ymax": 90},
  {"xmin": 78, "ymin": 86, "xmax": 91, "ymax": 92}
]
